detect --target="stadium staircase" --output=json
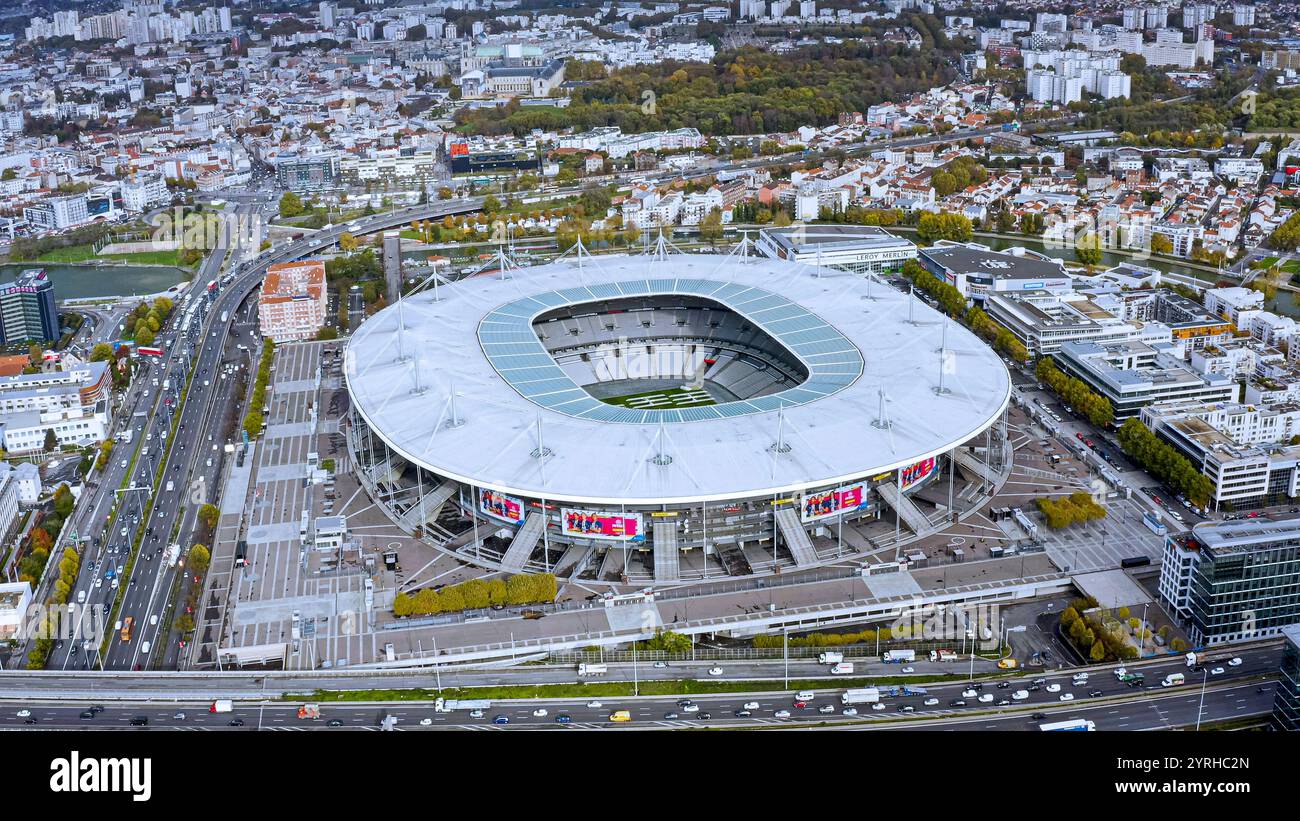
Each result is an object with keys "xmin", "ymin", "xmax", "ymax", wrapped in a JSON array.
[
  {"xmin": 652, "ymin": 521, "xmax": 681, "ymax": 582},
  {"xmin": 954, "ymin": 449, "xmax": 998, "ymax": 485},
  {"xmin": 773, "ymin": 507, "xmax": 819, "ymax": 567},
  {"xmin": 874, "ymin": 481, "xmax": 931, "ymax": 535},
  {"xmin": 500, "ymin": 511, "xmax": 546, "ymax": 572},
  {"xmin": 395, "ymin": 480, "xmax": 458, "ymax": 531}
]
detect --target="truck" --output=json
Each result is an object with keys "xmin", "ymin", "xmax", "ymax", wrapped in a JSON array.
[
  {"xmin": 119, "ymin": 429, "xmax": 134, "ymax": 445},
  {"xmin": 818, "ymin": 651, "xmax": 844, "ymax": 665},
  {"xmin": 297, "ymin": 704, "xmax": 321, "ymax": 720},
  {"xmin": 1040, "ymin": 719, "xmax": 1096, "ymax": 731},
  {"xmin": 930, "ymin": 649, "xmax": 959, "ymax": 662},
  {"xmin": 1162, "ymin": 672, "xmax": 1186, "ymax": 687},
  {"xmin": 830, "ymin": 662, "xmax": 855, "ymax": 675},
  {"xmin": 164, "ymin": 544, "xmax": 180, "ymax": 567},
  {"xmin": 433, "ymin": 698, "xmax": 491, "ymax": 713},
  {"xmin": 577, "ymin": 663, "xmax": 608, "ymax": 677},
  {"xmin": 221, "ymin": 311, "xmax": 229, "ymax": 323},
  {"xmin": 840, "ymin": 687, "xmax": 881, "ymax": 705},
  {"xmin": 875, "ymin": 685, "xmax": 929, "ymax": 698},
  {"xmin": 882, "ymin": 649, "xmax": 915, "ymax": 664},
  {"xmin": 996, "ymin": 658, "xmax": 1019, "ymax": 670},
  {"xmin": 210, "ymin": 700, "xmax": 233, "ymax": 713},
  {"xmin": 165, "ymin": 480, "xmax": 174, "ymax": 493}
]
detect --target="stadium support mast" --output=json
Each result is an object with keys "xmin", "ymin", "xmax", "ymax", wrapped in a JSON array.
[{"xmin": 934, "ymin": 319, "xmax": 951, "ymax": 396}]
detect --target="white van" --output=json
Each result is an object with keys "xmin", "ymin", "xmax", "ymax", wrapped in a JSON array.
[
  {"xmin": 76, "ymin": 589, "xmax": 86, "ymax": 604},
  {"xmin": 795, "ymin": 690, "xmax": 815, "ymax": 702},
  {"xmin": 141, "ymin": 641, "xmax": 151, "ymax": 655}
]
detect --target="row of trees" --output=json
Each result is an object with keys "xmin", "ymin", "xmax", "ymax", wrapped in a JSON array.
[
  {"xmin": 915, "ymin": 212, "xmax": 974, "ymax": 244},
  {"xmin": 1116, "ymin": 418, "xmax": 1214, "ymax": 508},
  {"xmin": 1034, "ymin": 357, "xmax": 1115, "ymax": 428},
  {"xmin": 965, "ymin": 306, "xmax": 1029, "ymax": 363},
  {"xmin": 26, "ymin": 545, "xmax": 81, "ymax": 669},
  {"xmin": 173, "ymin": 543, "xmax": 211, "ymax": 638},
  {"xmin": 1268, "ymin": 211, "xmax": 1300, "ymax": 252},
  {"xmin": 753, "ymin": 626, "xmax": 896, "ymax": 648},
  {"xmin": 117, "ymin": 296, "xmax": 175, "ymax": 349},
  {"xmin": 901, "ymin": 258, "xmax": 967, "ymax": 318},
  {"xmin": 243, "ymin": 339, "xmax": 276, "ymax": 439},
  {"xmin": 392, "ymin": 573, "xmax": 559, "ymax": 616},
  {"xmin": 1036, "ymin": 491, "xmax": 1108, "ymax": 530}
]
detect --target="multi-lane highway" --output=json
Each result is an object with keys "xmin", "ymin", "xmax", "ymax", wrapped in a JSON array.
[{"xmin": 0, "ymin": 645, "xmax": 1280, "ymax": 730}]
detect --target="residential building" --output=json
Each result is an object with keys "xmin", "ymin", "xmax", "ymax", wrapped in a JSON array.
[{"xmin": 259, "ymin": 260, "xmax": 328, "ymax": 342}]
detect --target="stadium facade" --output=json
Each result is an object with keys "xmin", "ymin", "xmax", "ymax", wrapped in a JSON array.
[{"xmin": 344, "ymin": 245, "xmax": 1013, "ymax": 584}]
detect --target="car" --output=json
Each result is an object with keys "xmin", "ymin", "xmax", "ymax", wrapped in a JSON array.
[
  {"xmin": 1031, "ymin": 712, "xmax": 1048, "ymax": 720},
  {"xmin": 1229, "ymin": 657, "xmax": 1243, "ymax": 667},
  {"xmin": 743, "ymin": 701, "xmax": 759, "ymax": 710},
  {"xmin": 842, "ymin": 707, "xmax": 859, "ymax": 716},
  {"xmin": 898, "ymin": 705, "xmax": 915, "ymax": 713},
  {"xmin": 15, "ymin": 710, "xmax": 29, "ymax": 718},
  {"xmin": 1045, "ymin": 683, "xmax": 1061, "ymax": 693},
  {"xmin": 652, "ymin": 661, "xmax": 667, "ymax": 668},
  {"xmin": 978, "ymin": 694, "xmax": 994, "ymax": 703},
  {"xmin": 1258, "ymin": 686, "xmax": 1272, "ymax": 694},
  {"xmin": 734, "ymin": 709, "xmax": 752, "ymax": 718},
  {"xmin": 707, "ymin": 666, "xmax": 724, "ymax": 676},
  {"xmin": 468, "ymin": 709, "xmax": 485, "ymax": 719},
  {"xmin": 962, "ymin": 689, "xmax": 977, "ymax": 698},
  {"xmin": 871, "ymin": 703, "xmax": 887, "ymax": 711},
  {"xmin": 79, "ymin": 711, "xmax": 94, "ymax": 720},
  {"xmin": 997, "ymin": 681, "xmax": 1011, "ymax": 689},
  {"xmin": 492, "ymin": 715, "xmax": 510, "ymax": 725},
  {"xmin": 949, "ymin": 699, "xmax": 967, "ymax": 707},
  {"xmin": 173, "ymin": 712, "xmax": 186, "ymax": 720},
  {"xmin": 228, "ymin": 718, "xmax": 245, "ymax": 726},
  {"xmin": 681, "ymin": 703, "xmax": 699, "ymax": 713},
  {"xmin": 774, "ymin": 710, "xmax": 792, "ymax": 719},
  {"xmin": 1210, "ymin": 667, "xmax": 1225, "ymax": 676},
  {"xmin": 554, "ymin": 714, "xmax": 572, "ymax": 724},
  {"xmin": 327, "ymin": 719, "xmax": 343, "ymax": 727},
  {"xmin": 586, "ymin": 701, "xmax": 602, "ymax": 709},
  {"xmin": 792, "ymin": 700, "xmax": 808, "ymax": 709},
  {"xmin": 1088, "ymin": 689, "xmax": 1104, "ymax": 698},
  {"xmin": 419, "ymin": 718, "xmax": 433, "ymax": 726},
  {"xmin": 663, "ymin": 712, "xmax": 679, "ymax": 720},
  {"xmin": 1059, "ymin": 693, "xmax": 1074, "ymax": 702},
  {"xmin": 996, "ymin": 699, "xmax": 1011, "ymax": 706},
  {"xmin": 697, "ymin": 713, "xmax": 712, "ymax": 720},
  {"xmin": 89, "ymin": 705, "xmax": 103, "ymax": 714},
  {"xmin": 818, "ymin": 705, "xmax": 835, "ymax": 714},
  {"xmin": 531, "ymin": 708, "xmax": 548, "ymax": 717},
  {"xmin": 23, "ymin": 718, "xmax": 36, "ymax": 725},
  {"xmin": 923, "ymin": 697, "xmax": 940, "ymax": 706},
  {"xmin": 900, "ymin": 666, "xmax": 914, "ymax": 673}
]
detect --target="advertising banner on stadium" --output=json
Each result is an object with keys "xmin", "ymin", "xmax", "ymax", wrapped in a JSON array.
[
  {"xmin": 801, "ymin": 483, "xmax": 870, "ymax": 523},
  {"xmin": 899, "ymin": 457, "xmax": 937, "ymax": 491},
  {"xmin": 480, "ymin": 489, "xmax": 524, "ymax": 524},
  {"xmin": 561, "ymin": 508, "xmax": 644, "ymax": 542}
]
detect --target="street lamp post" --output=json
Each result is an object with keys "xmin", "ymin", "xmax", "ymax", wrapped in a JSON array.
[{"xmin": 1195, "ymin": 667, "xmax": 1209, "ymax": 731}]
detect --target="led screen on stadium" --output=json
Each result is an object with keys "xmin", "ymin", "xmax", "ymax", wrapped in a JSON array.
[
  {"xmin": 562, "ymin": 509, "xmax": 644, "ymax": 542},
  {"xmin": 800, "ymin": 483, "xmax": 869, "ymax": 523},
  {"xmin": 899, "ymin": 457, "xmax": 937, "ymax": 491},
  {"xmin": 480, "ymin": 489, "xmax": 524, "ymax": 524}
]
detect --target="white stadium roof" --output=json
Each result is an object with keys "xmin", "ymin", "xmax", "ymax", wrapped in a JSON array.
[{"xmin": 344, "ymin": 250, "xmax": 1010, "ymax": 505}]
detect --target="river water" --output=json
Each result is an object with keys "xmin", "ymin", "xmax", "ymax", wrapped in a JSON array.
[{"xmin": 0, "ymin": 263, "xmax": 190, "ymax": 301}]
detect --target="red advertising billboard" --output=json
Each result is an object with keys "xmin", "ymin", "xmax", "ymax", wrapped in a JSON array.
[
  {"xmin": 801, "ymin": 483, "xmax": 870, "ymax": 523},
  {"xmin": 480, "ymin": 489, "xmax": 524, "ymax": 524},
  {"xmin": 899, "ymin": 457, "xmax": 937, "ymax": 491},
  {"xmin": 449, "ymin": 142, "xmax": 469, "ymax": 157},
  {"xmin": 561, "ymin": 508, "xmax": 644, "ymax": 542}
]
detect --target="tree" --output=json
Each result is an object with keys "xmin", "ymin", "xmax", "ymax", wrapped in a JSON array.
[
  {"xmin": 1075, "ymin": 232, "xmax": 1103, "ymax": 266},
  {"xmin": 338, "ymin": 231, "xmax": 359, "ymax": 252},
  {"xmin": 482, "ymin": 194, "xmax": 502, "ymax": 214},
  {"xmin": 43, "ymin": 428, "xmax": 57, "ymax": 452},
  {"xmin": 1150, "ymin": 233, "xmax": 1174, "ymax": 256},
  {"xmin": 243, "ymin": 411, "xmax": 264, "ymax": 439},
  {"xmin": 699, "ymin": 207, "xmax": 724, "ymax": 244},
  {"xmin": 89, "ymin": 343, "xmax": 114, "ymax": 362},
  {"xmin": 198, "ymin": 504, "xmax": 220, "ymax": 530},
  {"xmin": 189, "ymin": 544, "xmax": 211, "ymax": 574},
  {"xmin": 279, "ymin": 191, "xmax": 306, "ymax": 218}
]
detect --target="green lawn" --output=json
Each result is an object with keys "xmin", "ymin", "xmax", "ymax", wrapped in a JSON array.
[
  {"xmin": 1252, "ymin": 256, "xmax": 1281, "ymax": 270},
  {"xmin": 1281, "ymin": 259, "xmax": 1300, "ymax": 274},
  {"xmin": 602, "ymin": 387, "xmax": 717, "ymax": 409},
  {"xmin": 36, "ymin": 243, "xmax": 185, "ymax": 267}
]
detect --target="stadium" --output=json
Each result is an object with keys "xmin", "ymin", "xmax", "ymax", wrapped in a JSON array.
[{"xmin": 343, "ymin": 244, "xmax": 1013, "ymax": 584}]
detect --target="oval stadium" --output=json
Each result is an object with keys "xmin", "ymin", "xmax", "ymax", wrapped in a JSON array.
[{"xmin": 343, "ymin": 245, "xmax": 1013, "ymax": 583}]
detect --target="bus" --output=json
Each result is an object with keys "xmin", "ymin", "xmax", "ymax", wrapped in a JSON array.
[
  {"xmin": 1142, "ymin": 511, "xmax": 1167, "ymax": 535},
  {"xmin": 1040, "ymin": 718, "xmax": 1095, "ymax": 731},
  {"xmin": 120, "ymin": 616, "xmax": 134, "ymax": 642},
  {"xmin": 136, "ymin": 346, "xmax": 164, "ymax": 357}
]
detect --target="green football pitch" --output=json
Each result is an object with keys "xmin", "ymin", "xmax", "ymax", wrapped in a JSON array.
[{"xmin": 601, "ymin": 387, "xmax": 717, "ymax": 409}]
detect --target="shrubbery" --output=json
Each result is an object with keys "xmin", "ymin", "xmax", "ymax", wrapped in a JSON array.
[
  {"xmin": 1059, "ymin": 596, "xmax": 1139, "ymax": 663},
  {"xmin": 1116, "ymin": 418, "xmax": 1213, "ymax": 508},
  {"xmin": 393, "ymin": 573, "xmax": 558, "ymax": 616},
  {"xmin": 243, "ymin": 339, "xmax": 275, "ymax": 438},
  {"xmin": 1035, "ymin": 356, "xmax": 1114, "ymax": 427}
]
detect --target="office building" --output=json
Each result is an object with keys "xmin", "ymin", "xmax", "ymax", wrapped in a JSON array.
[
  {"xmin": 756, "ymin": 225, "xmax": 917, "ymax": 275},
  {"xmin": 1055, "ymin": 339, "xmax": 1238, "ymax": 419},
  {"xmin": 0, "ymin": 269, "xmax": 58, "ymax": 345},
  {"xmin": 1160, "ymin": 518, "xmax": 1300, "ymax": 646},
  {"xmin": 1273, "ymin": 622, "xmax": 1300, "ymax": 730}
]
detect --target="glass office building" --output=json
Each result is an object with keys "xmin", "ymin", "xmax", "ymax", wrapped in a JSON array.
[
  {"xmin": 1273, "ymin": 623, "xmax": 1300, "ymax": 731},
  {"xmin": 1159, "ymin": 518, "xmax": 1300, "ymax": 646}
]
